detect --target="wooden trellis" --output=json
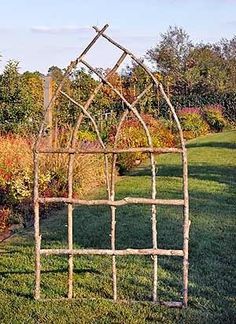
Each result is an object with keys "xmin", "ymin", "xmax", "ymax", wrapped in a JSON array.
[{"xmin": 33, "ymin": 24, "xmax": 190, "ymax": 307}]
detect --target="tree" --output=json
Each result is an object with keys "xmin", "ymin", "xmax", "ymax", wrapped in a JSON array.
[
  {"xmin": 0, "ymin": 60, "xmax": 26, "ymax": 133},
  {"xmin": 121, "ymin": 62, "xmax": 155, "ymax": 113},
  {"xmin": 0, "ymin": 61, "xmax": 43, "ymax": 134},
  {"xmin": 0, "ymin": 60, "xmax": 22, "ymax": 103},
  {"xmin": 184, "ymin": 44, "xmax": 228, "ymax": 94},
  {"xmin": 213, "ymin": 36, "xmax": 236, "ymax": 92},
  {"xmin": 146, "ymin": 26, "xmax": 193, "ymax": 94},
  {"xmin": 21, "ymin": 71, "xmax": 44, "ymax": 132},
  {"xmin": 214, "ymin": 36, "xmax": 236, "ymax": 60}
]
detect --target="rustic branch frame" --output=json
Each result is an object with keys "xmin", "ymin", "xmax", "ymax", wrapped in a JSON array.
[{"xmin": 33, "ymin": 24, "xmax": 190, "ymax": 307}]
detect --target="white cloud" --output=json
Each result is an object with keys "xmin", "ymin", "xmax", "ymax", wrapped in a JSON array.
[{"xmin": 30, "ymin": 26, "xmax": 91, "ymax": 34}]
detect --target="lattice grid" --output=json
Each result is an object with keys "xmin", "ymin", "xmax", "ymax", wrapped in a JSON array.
[{"xmin": 33, "ymin": 24, "xmax": 190, "ymax": 308}]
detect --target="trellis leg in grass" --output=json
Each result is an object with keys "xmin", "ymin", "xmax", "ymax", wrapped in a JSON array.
[
  {"xmin": 151, "ymin": 152, "xmax": 157, "ymax": 302},
  {"xmin": 110, "ymin": 84, "xmax": 156, "ymax": 302},
  {"xmin": 67, "ymin": 153, "xmax": 74, "ymax": 299},
  {"xmin": 110, "ymin": 155, "xmax": 117, "ymax": 301},
  {"xmin": 34, "ymin": 151, "xmax": 41, "ymax": 300},
  {"xmin": 183, "ymin": 148, "xmax": 190, "ymax": 307},
  {"xmin": 109, "ymin": 113, "xmax": 129, "ymax": 302}
]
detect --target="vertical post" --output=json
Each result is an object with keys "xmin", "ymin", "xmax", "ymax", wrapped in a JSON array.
[
  {"xmin": 182, "ymin": 148, "xmax": 190, "ymax": 307},
  {"xmin": 67, "ymin": 153, "xmax": 74, "ymax": 298},
  {"xmin": 34, "ymin": 151, "xmax": 41, "ymax": 300},
  {"xmin": 43, "ymin": 76, "xmax": 53, "ymax": 147},
  {"xmin": 150, "ymin": 153, "xmax": 157, "ymax": 302},
  {"xmin": 111, "ymin": 206, "xmax": 117, "ymax": 301},
  {"xmin": 110, "ymin": 153, "xmax": 117, "ymax": 301}
]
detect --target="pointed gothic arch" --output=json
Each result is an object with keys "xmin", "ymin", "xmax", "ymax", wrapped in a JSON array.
[{"xmin": 33, "ymin": 24, "xmax": 190, "ymax": 307}]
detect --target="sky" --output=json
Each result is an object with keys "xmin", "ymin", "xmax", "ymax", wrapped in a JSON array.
[{"xmin": 0, "ymin": 0, "xmax": 235, "ymax": 74}]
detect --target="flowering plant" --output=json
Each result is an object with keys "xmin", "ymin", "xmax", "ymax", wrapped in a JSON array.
[
  {"xmin": 177, "ymin": 107, "xmax": 209, "ymax": 139},
  {"xmin": 203, "ymin": 105, "xmax": 226, "ymax": 132},
  {"xmin": 0, "ymin": 135, "xmax": 105, "ymax": 232},
  {"xmin": 109, "ymin": 114, "xmax": 176, "ymax": 173}
]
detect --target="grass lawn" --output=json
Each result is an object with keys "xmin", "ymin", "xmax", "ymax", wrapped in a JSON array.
[{"xmin": 0, "ymin": 131, "xmax": 235, "ymax": 323}]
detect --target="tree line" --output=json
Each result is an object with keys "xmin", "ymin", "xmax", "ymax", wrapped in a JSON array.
[{"xmin": 0, "ymin": 26, "xmax": 235, "ymax": 135}]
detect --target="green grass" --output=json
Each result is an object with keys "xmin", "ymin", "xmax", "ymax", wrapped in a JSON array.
[{"xmin": 0, "ymin": 131, "xmax": 235, "ymax": 323}]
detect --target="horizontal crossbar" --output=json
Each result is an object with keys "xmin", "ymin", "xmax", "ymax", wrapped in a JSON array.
[
  {"xmin": 40, "ymin": 248, "xmax": 184, "ymax": 256},
  {"xmin": 37, "ymin": 197, "xmax": 185, "ymax": 206},
  {"xmin": 37, "ymin": 147, "xmax": 183, "ymax": 154}
]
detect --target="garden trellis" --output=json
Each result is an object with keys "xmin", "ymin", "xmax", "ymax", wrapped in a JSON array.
[{"xmin": 33, "ymin": 24, "xmax": 190, "ymax": 307}]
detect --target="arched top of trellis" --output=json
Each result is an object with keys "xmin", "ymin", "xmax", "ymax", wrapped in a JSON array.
[{"xmin": 34, "ymin": 24, "xmax": 186, "ymax": 153}]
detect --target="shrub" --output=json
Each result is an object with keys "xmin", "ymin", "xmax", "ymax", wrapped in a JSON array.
[
  {"xmin": 109, "ymin": 114, "xmax": 176, "ymax": 174},
  {"xmin": 177, "ymin": 107, "xmax": 209, "ymax": 140},
  {"xmin": 0, "ymin": 207, "xmax": 11, "ymax": 231},
  {"xmin": 0, "ymin": 135, "xmax": 33, "ymax": 229},
  {"xmin": 203, "ymin": 105, "xmax": 227, "ymax": 132},
  {"xmin": 38, "ymin": 151, "xmax": 104, "ymax": 199},
  {"xmin": 77, "ymin": 130, "xmax": 97, "ymax": 142},
  {"xmin": 0, "ymin": 135, "xmax": 105, "ymax": 232}
]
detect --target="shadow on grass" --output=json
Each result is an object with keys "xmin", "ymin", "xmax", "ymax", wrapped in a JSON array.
[
  {"xmin": 0, "ymin": 268, "xmax": 101, "ymax": 276},
  {"xmin": 186, "ymin": 141, "xmax": 236, "ymax": 149},
  {"xmin": 0, "ymin": 268, "xmax": 102, "ymax": 299},
  {"xmin": 2, "ymin": 286, "xmax": 33, "ymax": 299},
  {"xmin": 129, "ymin": 163, "xmax": 236, "ymax": 187}
]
